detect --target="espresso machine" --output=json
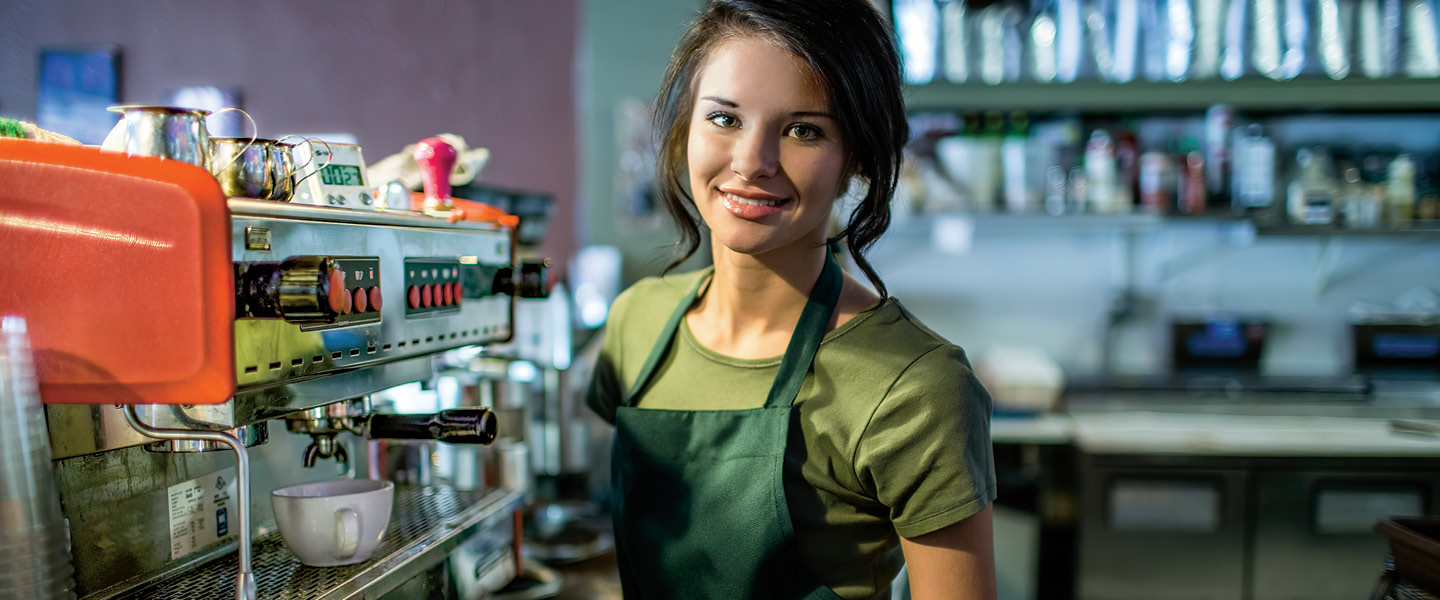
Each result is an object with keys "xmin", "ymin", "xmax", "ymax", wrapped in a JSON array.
[{"xmin": 0, "ymin": 135, "xmax": 548, "ymax": 600}]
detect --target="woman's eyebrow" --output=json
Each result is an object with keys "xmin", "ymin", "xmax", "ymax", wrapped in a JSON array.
[
  {"xmin": 699, "ymin": 96, "xmax": 737, "ymax": 107},
  {"xmin": 700, "ymin": 96, "xmax": 834, "ymax": 121},
  {"xmin": 790, "ymin": 110, "xmax": 835, "ymax": 120}
]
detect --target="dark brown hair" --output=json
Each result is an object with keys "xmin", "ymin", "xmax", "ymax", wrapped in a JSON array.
[{"xmin": 652, "ymin": 0, "xmax": 908, "ymax": 298}]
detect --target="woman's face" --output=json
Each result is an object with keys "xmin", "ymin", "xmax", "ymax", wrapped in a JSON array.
[{"xmin": 686, "ymin": 36, "xmax": 846, "ymax": 259}]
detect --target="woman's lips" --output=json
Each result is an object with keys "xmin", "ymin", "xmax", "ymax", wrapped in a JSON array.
[{"xmin": 720, "ymin": 190, "xmax": 788, "ymax": 220}]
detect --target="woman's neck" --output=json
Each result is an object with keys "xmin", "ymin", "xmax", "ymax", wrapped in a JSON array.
[{"xmin": 686, "ymin": 240, "xmax": 829, "ymax": 359}]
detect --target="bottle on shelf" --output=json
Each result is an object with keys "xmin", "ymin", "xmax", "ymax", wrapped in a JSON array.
[
  {"xmin": 895, "ymin": 0, "xmax": 940, "ymax": 84},
  {"xmin": 1387, "ymin": 153, "xmax": 1416, "ymax": 228},
  {"xmin": 974, "ymin": 111, "xmax": 1006, "ymax": 211},
  {"xmin": 1085, "ymin": 129, "xmax": 1120, "ymax": 213},
  {"xmin": 1285, "ymin": 146, "xmax": 1339, "ymax": 225},
  {"xmin": 1114, "ymin": 124, "xmax": 1139, "ymax": 211},
  {"xmin": 1231, "ymin": 123, "xmax": 1278, "ymax": 223},
  {"xmin": 1177, "ymin": 138, "xmax": 1207, "ymax": 216},
  {"xmin": 1204, "ymin": 104, "xmax": 1234, "ymax": 208},
  {"xmin": 1030, "ymin": 0, "xmax": 1060, "ymax": 83},
  {"xmin": 1002, "ymin": 111, "xmax": 1034, "ymax": 213},
  {"xmin": 1139, "ymin": 149, "xmax": 1175, "ymax": 214},
  {"xmin": 941, "ymin": 0, "xmax": 970, "ymax": 83},
  {"xmin": 1045, "ymin": 165, "xmax": 1069, "ymax": 215},
  {"xmin": 1339, "ymin": 165, "xmax": 1383, "ymax": 228}
]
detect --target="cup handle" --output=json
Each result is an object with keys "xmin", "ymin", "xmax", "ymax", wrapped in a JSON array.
[
  {"xmin": 282, "ymin": 135, "xmax": 328, "ymax": 182},
  {"xmin": 211, "ymin": 107, "xmax": 258, "ymax": 168},
  {"xmin": 272, "ymin": 134, "xmax": 310, "ymax": 181},
  {"xmin": 334, "ymin": 507, "xmax": 360, "ymax": 560},
  {"xmin": 291, "ymin": 138, "xmax": 333, "ymax": 187}
]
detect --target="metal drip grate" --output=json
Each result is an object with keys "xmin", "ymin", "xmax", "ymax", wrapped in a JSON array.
[{"xmin": 121, "ymin": 486, "xmax": 514, "ymax": 600}]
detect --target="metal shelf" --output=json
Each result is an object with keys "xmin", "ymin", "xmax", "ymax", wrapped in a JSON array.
[
  {"xmin": 1254, "ymin": 221, "xmax": 1440, "ymax": 238},
  {"xmin": 108, "ymin": 487, "xmax": 522, "ymax": 600},
  {"xmin": 905, "ymin": 78, "xmax": 1440, "ymax": 113}
]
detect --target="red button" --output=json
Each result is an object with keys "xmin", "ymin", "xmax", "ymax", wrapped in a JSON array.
[
  {"xmin": 353, "ymin": 287, "xmax": 368, "ymax": 313},
  {"xmin": 453, "ymin": 282, "xmax": 463, "ymax": 301},
  {"xmin": 408, "ymin": 285, "xmax": 421, "ymax": 309},
  {"xmin": 422, "ymin": 284, "xmax": 433, "ymax": 308},
  {"xmin": 328, "ymin": 269, "xmax": 347, "ymax": 314},
  {"xmin": 369, "ymin": 286, "xmax": 383, "ymax": 311},
  {"xmin": 442, "ymin": 283, "xmax": 453, "ymax": 306}
]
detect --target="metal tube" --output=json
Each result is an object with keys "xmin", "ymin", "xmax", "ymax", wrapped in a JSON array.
[{"xmin": 123, "ymin": 404, "xmax": 256, "ymax": 600}]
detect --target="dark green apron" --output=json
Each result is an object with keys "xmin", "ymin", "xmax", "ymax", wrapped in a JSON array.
[{"xmin": 611, "ymin": 249, "xmax": 845, "ymax": 600}]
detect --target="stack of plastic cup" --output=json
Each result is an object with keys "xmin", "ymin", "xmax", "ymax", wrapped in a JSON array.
[{"xmin": 0, "ymin": 316, "xmax": 76, "ymax": 600}]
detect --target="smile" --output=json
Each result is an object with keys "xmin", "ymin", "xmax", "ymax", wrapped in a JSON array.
[
  {"xmin": 720, "ymin": 190, "xmax": 789, "ymax": 220},
  {"xmin": 723, "ymin": 192, "xmax": 785, "ymax": 207}
]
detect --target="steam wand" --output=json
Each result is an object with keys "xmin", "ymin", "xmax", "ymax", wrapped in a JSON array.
[{"xmin": 123, "ymin": 404, "xmax": 256, "ymax": 600}]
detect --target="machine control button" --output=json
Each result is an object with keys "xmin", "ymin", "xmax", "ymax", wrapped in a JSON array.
[
  {"xmin": 240, "ymin": 255, "xmax": 381, "ymax": 326},
  {"xmin": 422, "ymin": 284, "xmax": 433, "ymax": 308},
  {"xmin": 328, "ymin": 269, "xmax": 348, "ymax": 314},
  {"xmin": 442, "ymin": 283, "xmax": 453, "ymax": 306},
  {"xmin": 352, "ymin": 288, "xmax": 368, "ymax": 313},
  {"xmin": 368, "ymin": 286, "xmax": 383, "ymax": 311},
  {"xmin": 408, "ymin": 286, "xmax": 421, "ymax": 309}
]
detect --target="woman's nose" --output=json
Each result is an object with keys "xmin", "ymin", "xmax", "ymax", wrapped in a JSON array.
[{"xmin": 731, "ymin": 129, "xmax": 779, "ymax": 181}]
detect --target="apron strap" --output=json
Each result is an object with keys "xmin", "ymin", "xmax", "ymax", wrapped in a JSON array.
[
  {"xmin": 623, "ymin": 245, "xmax": 844, "ymax": 409},
  {"xmin": 622, "ymin": 269, "xmax": 712, "ymax": 407},
  {"xmin": 763, "ymin": 247, "xmax": 842, "ymax": 408}
]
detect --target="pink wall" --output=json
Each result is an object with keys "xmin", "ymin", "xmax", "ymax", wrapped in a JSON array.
[{"xmin": 0, "ymin": 0, "xmax": 577, "ymax": 273}]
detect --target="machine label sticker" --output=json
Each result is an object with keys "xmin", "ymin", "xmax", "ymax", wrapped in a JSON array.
[{"xmin": 166, "ymin": 467, "xmax": 237, "ymax": 560}]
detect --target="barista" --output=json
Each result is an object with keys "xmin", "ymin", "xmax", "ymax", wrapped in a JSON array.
[{"xmin": 586, "ymin": 1, "xmax": 997, "ymax": 598}]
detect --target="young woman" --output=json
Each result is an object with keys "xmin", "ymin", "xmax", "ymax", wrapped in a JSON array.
[{"xmin": 586, "ymin": 1, "xmax": 997, "ymax": 598}]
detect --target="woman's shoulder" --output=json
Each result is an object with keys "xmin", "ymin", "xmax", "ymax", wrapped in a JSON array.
[{"xmin": 835, "ymin": 299, "xmax": 971, "ymax": 364}]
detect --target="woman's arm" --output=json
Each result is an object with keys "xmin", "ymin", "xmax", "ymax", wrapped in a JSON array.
[{"xmin": 899, "ymin": 505, "xmax": 997, "ymax": 600}]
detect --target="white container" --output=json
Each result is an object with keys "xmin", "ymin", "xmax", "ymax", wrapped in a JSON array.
[{"xmin": 271, "ymin": 479, "xmax": 394, "ymax": 567}]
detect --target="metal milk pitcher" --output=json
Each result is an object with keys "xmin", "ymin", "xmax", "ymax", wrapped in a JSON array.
[
  {"xmin": 102, "ymin": 105, "xmax": 215, "ymax": 169},
  {"xmin": 101, "ymin": 105, "xmax": 255, "ymax": 172}
]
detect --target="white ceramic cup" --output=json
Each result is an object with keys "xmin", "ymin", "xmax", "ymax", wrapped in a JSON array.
[{"xmin": 271, "ymin": 479, "xmax": 394, "ymax": 567}]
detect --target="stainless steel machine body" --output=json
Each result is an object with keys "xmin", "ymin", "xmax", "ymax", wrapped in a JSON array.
[{"xmin": 44, "ymin": 198, "xmax": 534, "ymax": 599}]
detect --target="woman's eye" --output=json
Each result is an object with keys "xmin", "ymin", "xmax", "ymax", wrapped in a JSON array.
[
  {"xmin": 788, "ymin": 124, "xmax": 821, "ymax": 140},
  {"xmin": 707, "ymin": 113, "xmax": 738, "ymax": 128}
]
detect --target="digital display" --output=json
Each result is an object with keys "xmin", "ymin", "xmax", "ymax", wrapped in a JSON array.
[
  {"xmin": 319, "ymin": 164, "xmax": 363, "ymax": 187},
  {"xmin": 1373, "ymin": 333, "xmax": 1440, "ymax": 359},
  {"xmin": 1186, "ymin": 331, "xmax": 1248, "ymax": 358}
]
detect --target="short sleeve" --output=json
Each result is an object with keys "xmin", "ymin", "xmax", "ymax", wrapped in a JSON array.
[
  {"xmin": 854, "ymin": 345, "xmax": 996, "ymax": 539},
  {"xmin": 584, "ymin": 287, "xmax": 634, "ymax": 425}
]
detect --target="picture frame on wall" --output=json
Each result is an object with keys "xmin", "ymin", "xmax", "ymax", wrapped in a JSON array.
[{"xmin": 36, "ymin": 44, "xmax": 121, "ymax": 145}]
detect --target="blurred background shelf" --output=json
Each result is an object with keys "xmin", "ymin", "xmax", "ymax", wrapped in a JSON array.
[{"xmin": 905, "ymin": 78, "xmax": 1440, "ymax": 114}]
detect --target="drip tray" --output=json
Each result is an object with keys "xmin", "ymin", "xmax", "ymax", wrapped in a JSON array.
[{"xmin": 114, "ymin": 486, "xmax": 521, "ymax": 600}]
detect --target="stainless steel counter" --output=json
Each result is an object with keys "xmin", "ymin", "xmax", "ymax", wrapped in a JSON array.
[{"xmin": 994, "ymin": 383, "xmax": 1440, "ymax": 456}]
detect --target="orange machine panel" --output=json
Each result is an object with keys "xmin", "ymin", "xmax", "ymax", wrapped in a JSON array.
[{"xmin": 0, "ymin": 140, "xmax": 235, "ymax": 405}]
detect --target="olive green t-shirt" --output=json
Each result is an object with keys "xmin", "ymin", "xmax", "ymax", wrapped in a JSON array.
[{"xmin": 587, "ymin": 269, "xmax": 996, "ymax": 600}]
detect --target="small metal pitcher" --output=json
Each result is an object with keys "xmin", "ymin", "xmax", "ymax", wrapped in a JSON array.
[
  {"xmin": 102, "ymin": 105, "xmax": 252, "ymax": 169},
  {"xmin": 211, "ymin": 136, "xmax": 328, "ymax": 201}
]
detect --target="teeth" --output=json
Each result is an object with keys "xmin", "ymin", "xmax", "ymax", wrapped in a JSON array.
[{"xmin": 724, "ymin": 192, "xmax": 782, "ymax": 207}]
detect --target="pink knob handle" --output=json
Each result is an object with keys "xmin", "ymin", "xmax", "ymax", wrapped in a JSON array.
[{"xmin": 413, "ymin": 137, "xmax": 458, "ymax": 207}]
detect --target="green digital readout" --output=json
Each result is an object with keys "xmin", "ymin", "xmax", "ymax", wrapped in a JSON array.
[{"xmin": 319, "ymin": 164, "xmax": 363, "ymax": 187}]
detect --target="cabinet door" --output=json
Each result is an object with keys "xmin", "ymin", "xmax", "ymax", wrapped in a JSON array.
[
  {"xmin": 1078, "ymin": 466, "xmax": 1248, "ymax": 600},
  {"xmin": 1251, "ymin": 469, "xmax": 1436, "ymax": 600}
]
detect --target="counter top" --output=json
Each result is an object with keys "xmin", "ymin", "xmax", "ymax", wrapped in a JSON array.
[
  {"xmin": 1066, "ymin": 412, "xmax": 1440, "ymax": 457},
  {"xmin": 992, "ymin": 387, "xmax": 1440, "ymax": 456}
]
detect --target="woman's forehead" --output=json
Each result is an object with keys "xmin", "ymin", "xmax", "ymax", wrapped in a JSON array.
[{"xmin": 693, "ymin": 36, "xmax": 832, "ymax": 111}]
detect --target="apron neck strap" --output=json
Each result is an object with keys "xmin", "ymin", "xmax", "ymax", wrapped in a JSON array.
[
  {"xmin": 763, "ymin": 247, "xmax": 842, "ymax": 408},
  {"xmin": 621, "ymin": 248, "xmax": 844, "ymax": 409},
  {"xmin": 622, "ymin": 269, "xmax": 711, "ymax": 406}
]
